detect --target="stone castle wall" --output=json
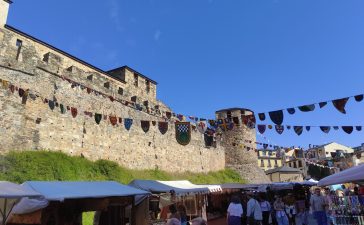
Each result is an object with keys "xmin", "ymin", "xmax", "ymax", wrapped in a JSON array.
[{"xmin": 0, "ymin": 27, "xmax": 225, "ymax": 173}]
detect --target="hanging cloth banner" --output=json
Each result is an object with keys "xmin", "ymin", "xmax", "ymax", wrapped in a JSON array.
[
  {"xmin": 95, "ymin": 113, "xmax": 102, "ymax": 125},
  {"xmin": 258, "ymin": 125, "xmax": 266, "ymax": 134},
  {"xmin": 332, "ymin": 98, "xmax": 349, "ymax": 114},
  {"xmin": 175, "ymin": 122, "xmax": 191, "ymax": 146},
  {"xmin": 320, "ymin": 126, "xmax": 331, "ymax": 134},
  {"xmin": 177, "ymin": 114, "xmax": 184, "ymax": 121},
  {"xmin": 60, "ymin": 104, "xmax": 67, "ymax": 114},
  {"xmin": 355, "ymin": 94, "xmax": 363, "ymax": 102},
  {"xmin": 306, "ymin": 126, "xmax": 311, "ymax": 131},
  {"xmin": 48, "ymin": 100, "xmax": 55, "ymax": 111},
  {"xmin": 294, "ymin": 126, "xmax": 303, "ymax": 136},
  {"xmin": 319, "ymin": 102, "xmax": 328, "ymax": 108},
  {"xmin": 158, "ymin": 122, "xmax": 168, "ymax": 135},
  {"xmin": 197, "ymin": 121, "xmax": 207, "ymax": 134},
  {"xmin": 165, "ymin": 112, "xmax": 172, "ymax": 119},
  {"xmin": 258, "ymin": 113, "xmax": 266, "ymax": 121},
  {"xmin": 342, "ymin": 126, "xmax": 353, "ymax": 134},
  {"xmin": 124, "ymin": 118, "xmax": 133, "ymax": 131},
  {"xmin": 242, "ymin": 115, "xmax": 256, "ymax": 129},
  {"xmin": 109, "ymin": 116, "xmax": 118, "ymax": 126},
  {"xmin": 71, "ymin": 107, "xmax": 78, "ymax": 118},
  {"xmin": 298, "ymin": 104, "xmax": 315, "ymax": 112},
  {"xmin": 287, "ymin": 108, "xmax": 296, "ymax": 115},
  {"xmin": 269, "ymin": 110, "xmax": 284, "ymax": 125},
  {"xmin": 141, "ymin": 121, "xmax": 150, "ymax": 133},
  {"xmin": 275, "ymin": 125, "xmax": 284, "ymax": 134}
]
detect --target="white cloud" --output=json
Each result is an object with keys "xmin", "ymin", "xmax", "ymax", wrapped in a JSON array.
[
  {"xmin": 154, "ymin": 30, "xmax": 162, "ymax": 41},
  {"xmin": 108, "ymin": 0, "xmax": 124, "ymax": 32}
]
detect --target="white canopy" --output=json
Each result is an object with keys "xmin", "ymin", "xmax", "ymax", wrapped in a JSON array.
[
  {"xmin": 318, "ymin": 164, "xmax": 364, "ymax": 187},
  {"xmin": 23, "ymin": 181, "xmax": 150, "ymax": 202},
  {"xmin": 0, "ymin": 182, "xmax": 41, "ymax": 225},
  {"xmin": 129, "ymin": 180, "xmax": 212, "ymax": 195}
]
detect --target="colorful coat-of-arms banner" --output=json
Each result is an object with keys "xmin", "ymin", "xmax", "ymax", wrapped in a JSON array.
[{"xmin": 175, "ymin": 122, "xmax": 191, "ymax": 146}]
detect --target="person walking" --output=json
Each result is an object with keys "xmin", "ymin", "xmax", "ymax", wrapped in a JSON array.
[
  {"xmin": 227, "ymin": 195, "xmax": 244, "ymax": 225},
  {"xmin": 166, "ymin": 205, "xmax": 181, "ymax": 225},
  {"xmin": 259, "ymin": 195, "xmax": 271, "ymax": 225},
  {"xmin": 310, "ymin": 188, "xmax": 328, "ymax": 225},
  {"xmin": 273, "ymin": 195, "xmax": 289, "ymax": 225},
  {"xmin": 247, "ymin": 193, "xmax": 263, "ymax": 225}
]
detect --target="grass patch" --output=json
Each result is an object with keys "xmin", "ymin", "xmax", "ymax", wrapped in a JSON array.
[{"xmin": 0, "ymin": 150, "xmax": 244, "ymax": 184}]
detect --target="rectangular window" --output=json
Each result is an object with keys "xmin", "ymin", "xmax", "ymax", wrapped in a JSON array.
[
  {"xmin": 260, "ymin": 160, "xmax": 264, "ymax": 167},
  {"xmin": 134, "ymin": 74, "xmax": 138, "ymax": 87},
  {"xmin": 146, "ymin": 80, "xmax": 150, "ymax": 93},
  {"xmin": 274, "ymin": 160, "xmax": 278, "ymax": 167},
  {"xmin": 298, "ymin": 160, "xmax": 303, "ymax": 167},
  {"xmin": 16, "ymin": 39, "xmax": 23, "ymax": 60},
  {"xmin": 118, "ymin": 87, "xmax": 124, "ymax": 95},
  {"xmin": 294, "ymin": 162, "xmax": 297, "ymax": 168},
  {"xmin": 268, "ymin": 160, "xmax": 271, "ymax": 167}
]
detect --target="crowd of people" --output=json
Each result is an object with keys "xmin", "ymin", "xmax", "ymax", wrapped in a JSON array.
[{"xmin": 225, "ymin": 184, "xmax": 364, "ymax": 225}]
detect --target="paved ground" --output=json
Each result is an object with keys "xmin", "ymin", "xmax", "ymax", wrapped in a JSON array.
[{"xmin": 208, "ymin": 217, "xmax": 227, "ymax": 225}]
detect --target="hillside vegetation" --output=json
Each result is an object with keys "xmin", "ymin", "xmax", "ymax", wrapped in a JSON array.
[{"xmin": 0, "ymin": 151, "xmax": 244, "ymax": 184}]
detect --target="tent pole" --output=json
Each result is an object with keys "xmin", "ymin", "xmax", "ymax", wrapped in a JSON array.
[{"xmin": 2, "ymin": 199, "xmax": 7, "ymax": 225}]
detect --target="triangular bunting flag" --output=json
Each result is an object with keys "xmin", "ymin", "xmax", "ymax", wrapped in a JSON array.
[
  {"xmin": 298, "ymin": 104, "xmax": 315, "ymax": 112},
  {"xmin": 355, "ymin": 94, "xmax": 364, "ymax": 102},
  {"xmin": 294, "ymin": 126, "xmax": 303, "ymax": 136},
  {"xmin": 269, "ymin": 110, "xmax": 284, "ymax": 125},
  {"xmin": 332, "ymin": 98, "xmax": 349, "ymax": 114},
  {"xmin": 258, "ymin": 125, "xmax": 266, "ymax": 134},
  {"xmin": 356, "ymin": 126, "xmax": 362, "ymax": 131},
  {"xmin": 319, "ymin": 102, "xmax": 327, "ymax": 108},
  {"xmin": 320, "ymin": 126, "xmax": 331, "ymax": 134},
  {"xmin": 287, "ymin": 108, "xmax": 296, "ymax": 115},
  {"xmin": 342, "ymin": 126, "xmax": 353, "ymax": 134},
  {"xmin": 258, "ymin": 113, "xmax": 266, "ymax": 121},
  {"xmin": 275, "ymin": 125, "xmax": 284, "ymax": 134},
  {"xmin": 306, "ymin": 126, "xmax": 311, "ymax": 131}
]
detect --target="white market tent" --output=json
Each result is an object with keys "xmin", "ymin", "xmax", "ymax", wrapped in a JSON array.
[
  {"xmin": 0, "ymin": 181, "xmax": 41, "ymax": 225},
  {"xmin": 318, "ymin": 164, "xmax": 364, "ymax": 187},
  {"xmin": 128, "ymin": 180, "xmax": 217, "ymax": 195}
]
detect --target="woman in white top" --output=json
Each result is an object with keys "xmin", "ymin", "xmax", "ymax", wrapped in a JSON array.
[{"xmin": 227, "ymin": 195, "xmax": 244, "ymax": 225}]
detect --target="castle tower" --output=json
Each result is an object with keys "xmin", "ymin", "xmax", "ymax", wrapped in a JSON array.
[
  {"xmin": 0, "ymin": 0, "xmax": 11, "ymax": 27},
  {"xmin": 216, "ymin": 108, "xmax": 271, "ymax": 184}
]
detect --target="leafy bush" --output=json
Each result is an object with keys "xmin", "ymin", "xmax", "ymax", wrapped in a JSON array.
[{"xmin": 0, "ymin": 151, "xmax": 245, "ymax": 184}]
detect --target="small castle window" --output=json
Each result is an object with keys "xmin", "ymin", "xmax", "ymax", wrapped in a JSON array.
[
  {"xmin": 118, "ymin": 87, "xmax": 124, "ymax": 95},
  {"xmin": 227, "ymin": 111, "xmax": 232, "ymax": 119},
  {"xmin": 154, "ymin": 105, "xmax": 160, "ymax": 110},
  {"xmin": 131, "ymin": 96, "xmax": 137, "ymax": 103},
  {"xmin": 143, "ymin": 101, "xmax": 149, "ymax": 107},
  {"xmin": 87, "ymin": 75, "xmax": 93, "ymax": 81},
  {"xmin": 134, "ymin": 74, "xmax": 138, "ymax": 87},
  {"xmin": 146, "ymin": 80, "xmax": 150, "ymax": 93},
  {"xmin": 16, "ymin": 39, "xmax": 23, "ymax": 61},
  {"xmin": 104, "ymin": 82, "xmax": 110, "ymax": 89}
]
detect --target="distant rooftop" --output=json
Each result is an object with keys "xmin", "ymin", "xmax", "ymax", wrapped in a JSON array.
[{"xmin": 265, "ymin": 166, "xmax": 301, "ymax": 175}]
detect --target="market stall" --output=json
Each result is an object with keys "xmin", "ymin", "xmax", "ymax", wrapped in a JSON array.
[
  {"xmin": 129, "ymin": 180, "xmax": 221, "ymax": 223},
  {"xmin": 0, "ymin": 181, "xmax": 42, "ymax": 225},
  {"xmin": 8, "ymin": 181, "xmax": 150, "ymax": 225},
  {"xmin": 317, "ymin": 164, "xmax": 364, "ymax": 224}
]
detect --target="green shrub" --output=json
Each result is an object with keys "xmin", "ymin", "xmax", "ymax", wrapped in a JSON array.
[{"xmin": 0, "ymin": 151, "xmax": 245, "ymax": 184}]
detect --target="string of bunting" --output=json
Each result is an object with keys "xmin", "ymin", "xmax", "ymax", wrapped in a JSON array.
[
  {"xmin": 304, "ymin": 159, "xmax": 336, "ymax": 170},
  {"xmin": 256, "ymin": 94, "xmax": 364, "ymax": 125},
  {"xmin": 256, "ymin": 124, "xmax": 363, "ymax": 136}
]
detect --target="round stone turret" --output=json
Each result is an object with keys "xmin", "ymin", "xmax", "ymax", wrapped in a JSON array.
[{"xmin": 216, "ymin": 108, "xmax": 271, "ymax": 184}]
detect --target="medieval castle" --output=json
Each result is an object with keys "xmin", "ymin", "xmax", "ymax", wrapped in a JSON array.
[{"xmin": 0, "ymin": 1, "xmax": 269, "ymax": 183}]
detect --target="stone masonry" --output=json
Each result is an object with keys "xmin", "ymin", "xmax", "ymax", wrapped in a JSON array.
[{"xmin": 0, "ymin": 1, "xmax": 269, "ymax": 183}]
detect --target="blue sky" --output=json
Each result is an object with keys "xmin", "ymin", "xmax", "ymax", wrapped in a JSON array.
[{"xmin": 7, "ymin": 0, "xmax": 364, "ymax": 148}]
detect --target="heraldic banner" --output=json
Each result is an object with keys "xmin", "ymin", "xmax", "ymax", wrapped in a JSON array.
[{"xmin": 175, "ymin": 122, "xmax": 191, "ymax": 146}]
